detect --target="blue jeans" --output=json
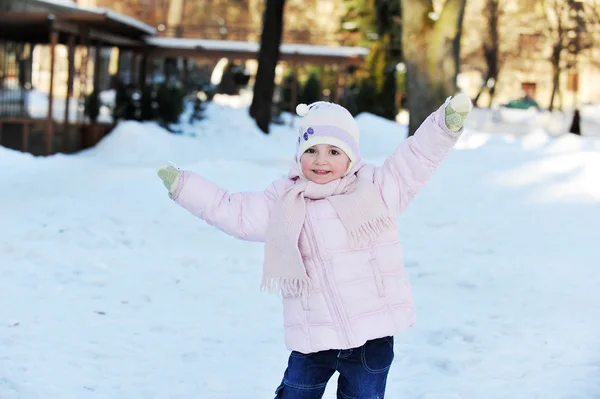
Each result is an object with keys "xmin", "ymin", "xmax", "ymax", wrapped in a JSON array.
[{"xmin": 274, "ymin": 336, "xmax": 394, "ymax": 399}]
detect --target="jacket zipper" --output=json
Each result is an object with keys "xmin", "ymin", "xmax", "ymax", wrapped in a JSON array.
[{"xmin": 305, "ymin": 201, "xmax": 352, "ymax": 347}]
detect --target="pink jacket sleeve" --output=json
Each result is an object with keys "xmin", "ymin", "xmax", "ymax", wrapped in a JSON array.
[
  {"xmin": 170, "ymin": 171, "xmax": 289, "ymax": 242},
  {"xmin": 374, "ymin": 102, "xmax": 461, "ymax": 216}
]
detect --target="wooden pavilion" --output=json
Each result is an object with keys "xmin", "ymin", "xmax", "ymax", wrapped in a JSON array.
[
  {"xmin": 0, "ymin": 0, "xmax": 369, "ymax": 156},
  {"xmin": 0, "ymin": 0, "xmax": 153, "ymax": 155}
]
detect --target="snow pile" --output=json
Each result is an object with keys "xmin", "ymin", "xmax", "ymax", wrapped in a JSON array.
[
  {"xmin": 85, "ymin": 121, "xmax": 204, "ymax": 166},
  {"xmin": 0, "ymin": 146, "xmax": 35, "ymax": 166}
]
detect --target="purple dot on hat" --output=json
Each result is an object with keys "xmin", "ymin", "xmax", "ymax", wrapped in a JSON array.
[
  {"xmin": 307, "ymin": 127, "xmax": 314, "ymax": 135},
  {"xmin": 297, "ymin": 137, "xmax": 301, "ymax": 144},
  {"xmin": 303, "ymin": 132, "xmax": 309, "ymax": 140}
]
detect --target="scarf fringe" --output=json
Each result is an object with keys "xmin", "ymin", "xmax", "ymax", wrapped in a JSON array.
[
  {"xmin": 261, "ymin": 276, "xmax": 312, "ymax": 297},
  {"xmin": 349, "ymin": 215, "xmax": 395, "ymax": 248}
]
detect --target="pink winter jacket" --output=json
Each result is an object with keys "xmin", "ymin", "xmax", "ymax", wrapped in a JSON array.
[{"xmin": 171, "ymin": 104, "xmax": 461, "ymax": 354}]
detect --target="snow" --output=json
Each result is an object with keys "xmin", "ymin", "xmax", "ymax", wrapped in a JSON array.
[
  {"xmin": 1, "ymin": 98, "xmax": 600, "ymax": 399},
  {"xmin": 147, "ymin": 37, "xmax": 369, "ymax": 58},
  {"xmin": 281, "ymin": 43, "xmax": 369, "ymax": 57},
  {"xmin": 465, "ymin": 106, "xmax": 600, "ymax": 137},
  {"xmin": 26, "ymin": 0, "xmax": 156, "ymax": 35}
]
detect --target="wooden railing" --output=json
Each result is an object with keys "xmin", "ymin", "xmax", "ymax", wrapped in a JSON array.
[
  {"xmin": 0, "ymin": 118, "xmax": 35, "ymax": 153},
  {"xmin": 0, "ymin": 118, "xmax": 114, "ymax": 155}
]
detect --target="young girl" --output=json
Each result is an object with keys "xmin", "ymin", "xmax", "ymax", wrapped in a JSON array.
[{"xmin": 158, "ymin": 94, "xmax": 472, "ymax": 398}]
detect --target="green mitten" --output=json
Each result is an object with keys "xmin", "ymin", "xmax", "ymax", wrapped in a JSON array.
[
  {"xmin": 157, "ymin": 165, "xmax": 181, "ymax": 195},
  {"xmin": 444, "ymin": 93, "xmax": 472, "ymax": 132}
]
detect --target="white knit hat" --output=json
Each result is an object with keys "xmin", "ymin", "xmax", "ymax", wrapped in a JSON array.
[{"xmin": 295, "ymin": 101, "xmax": 360, "ymax": 173}]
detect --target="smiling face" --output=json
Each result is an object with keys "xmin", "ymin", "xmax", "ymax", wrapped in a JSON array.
[{"xmin": 300, "ymin": 144, "xmax": 351, "ymax": 184}]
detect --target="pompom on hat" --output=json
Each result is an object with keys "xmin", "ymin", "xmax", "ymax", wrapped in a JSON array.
[{"xmin": 295, "ymin": 101, "xmax": 360, "ymax": 173}]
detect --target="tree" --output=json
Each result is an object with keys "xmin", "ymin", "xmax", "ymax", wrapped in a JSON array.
[
  {"xmin": 541, "ymin": 0, "xmax": 596, "ymax": 110},
  {"xmin": 249, "ymin": 0, "xmax": 286, "ymax": 133},
  {"xmin": 374, "ymin": 0, "xmax": 403, "ymax": 62},
  {"xmin": 591, "ymin": 0, "xmax": 600, "ymax": 24},
  {"xmin": 340, "ymin": 0, "xmax": 402, "ymax": 119},
  {"xmin": 473, "ymin": 0, "xmax": 501, "ymax": 107},
  {"xmin": 381, "ymin": 66, "xmax": 397, "ymax": 119},
  {"xmin": 96, "ymin": 0, "xmax": 170, "ymax": 28},
  {"xmin": 156, "ymin": 81, "xmax": 186, "ymax": 128},
  {"xmin": 340, "ymin": 0, "xmax": 377, "ymax": 46},
  {"xmin": 300, "ymin": 73, "xmax": 322, "ymax": 105},
  {"xmin": 280, "ymin": 72, "xmax": 299, "ymax": 113},
  {"xmin": 401, "ymin": 0, "xmax": 467, "ymax": 136}
]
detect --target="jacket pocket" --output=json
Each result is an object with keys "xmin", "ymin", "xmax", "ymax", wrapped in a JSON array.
[
  {"xmin": 369, "ymin": 258, "xmax": 386, "ymax": 298},
  {"xmin": 361, "ymin": 336, "xmax": 395, "ymax": 374},
  {"xmin": 301, "ymin": 292, "xmax": 310, "ymax": 311}
]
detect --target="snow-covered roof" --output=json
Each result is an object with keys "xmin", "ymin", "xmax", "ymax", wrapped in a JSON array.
[
  {"xmin": 8, "ymin": 0, "xmax": 366, "ymax": 58},
  {"xmin": 283, "ymin": 43, "xmax": 369, "ymax": 58},
  {"xmin": 91, "ymin": 8, "xmax": 156, "ymax": 35},
  {"xmin": 146, "ymin": 37, "xmax": 369, "ymax": 59},
  {"xmin": 21, "ymin": 0, "xmax": 156, "ymax": 35}
]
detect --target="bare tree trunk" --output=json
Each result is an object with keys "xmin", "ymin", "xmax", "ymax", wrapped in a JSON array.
[
  {"xmin": 402, "ymin": 0, "xmax": 467, "ymax": 136},
  {"xmin": 549, "ymin": 44, "xmax": 561, "ymax": 111},
  {"xmin": 250, "ymin": 0, "xmax": 286, "ymax": 134},
  {"xmin": 474, "ymin": 0, "xmax": 500, "ymax": 108},
  {"xmin": 488, "ymin": 79, "xmax": 497, "ymax": 106},
  {"xmin": 473, "ymin": 76, "xmax": 498, "ymax": 108},
  {"xmin": 549, "ymin": 68, "xmax": 560, "ymax": 111}
]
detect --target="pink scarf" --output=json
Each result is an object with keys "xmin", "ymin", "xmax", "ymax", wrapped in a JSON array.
[{"xmin": 262, "ymin": 163, "xmax": 394, "ymax": 297}]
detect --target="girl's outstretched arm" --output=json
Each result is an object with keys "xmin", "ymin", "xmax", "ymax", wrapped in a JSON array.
[
  {"xmin": 158, "ymin": 166, "xmax": 289, "ymax": 242},
  {"xmin": 373, "ymin": 94, "xmax": 472, "ymax": 216}
]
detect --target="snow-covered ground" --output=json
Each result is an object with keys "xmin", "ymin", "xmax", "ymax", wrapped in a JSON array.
[
  {"xmin": 1, "ymin": 96, "xmax": 599, "ymax": 399},
  {"xmin": 464, "ymin": 104, "xmax": 600, "ymax": 137}
]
